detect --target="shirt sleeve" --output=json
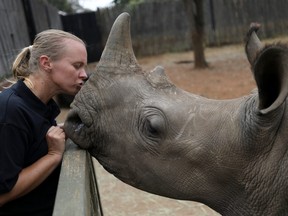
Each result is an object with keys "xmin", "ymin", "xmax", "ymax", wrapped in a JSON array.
[{"xmin": 0, "ymin": 123, "xmax": 30, "ymax": 194}]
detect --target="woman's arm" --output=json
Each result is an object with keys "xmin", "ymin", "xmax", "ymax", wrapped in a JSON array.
[{"xmin": 0, "ymin": 126, "xmax": 65, "ymax": 207}]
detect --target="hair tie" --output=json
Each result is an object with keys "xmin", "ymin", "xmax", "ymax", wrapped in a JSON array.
[{"xmin": 28, "ymin": 45, "xmax": 33, "ymax": 52}]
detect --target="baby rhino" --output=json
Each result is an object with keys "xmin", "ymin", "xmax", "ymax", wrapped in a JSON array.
[{"xmin": 65, "ymin": 13, "xmax": 288, "ymax": 215}]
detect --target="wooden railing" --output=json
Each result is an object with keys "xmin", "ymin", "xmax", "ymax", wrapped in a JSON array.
[{"xmin": 53, "ymin": 139, "xmax": 103, "ymax": 216}]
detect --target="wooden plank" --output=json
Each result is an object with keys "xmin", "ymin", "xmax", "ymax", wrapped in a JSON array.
[
  {"xmin": 0, "ymin": 0, "xmax": 30, "ymax": 78},
  {"xmin": 53, "ymin": 139, "xmax": 103, "ymax": 216}
]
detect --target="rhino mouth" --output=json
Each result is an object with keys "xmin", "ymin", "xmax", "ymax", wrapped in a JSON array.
[{"xmin": 64, "ymin": 107, "xmax": 93, "ymax": 149}]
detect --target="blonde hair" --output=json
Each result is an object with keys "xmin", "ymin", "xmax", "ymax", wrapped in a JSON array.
[{"xmin": 12, "ymin": 29, "xmax": 85, "ymax": 80}]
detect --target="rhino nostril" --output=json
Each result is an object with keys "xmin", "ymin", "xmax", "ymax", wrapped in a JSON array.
[
  {"xmin": 65, "ymin": 110, "xmax": 84, "ymax": 132},
  {"xmin": 75, "ymin": 123, "xmax": 85, "ymax": 132}
]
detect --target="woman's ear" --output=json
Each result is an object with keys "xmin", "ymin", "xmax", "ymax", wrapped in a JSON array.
[{"xmin": 39, "ymin": 55, "xmax": 52, "ymax": 71}]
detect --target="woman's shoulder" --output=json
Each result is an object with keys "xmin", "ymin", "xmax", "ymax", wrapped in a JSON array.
[
  {"xmin": 1, "ymin": 83, "xmax": 24, "ymax": 106},
  {"xmin": 0, "ymin": 85, "xmax": 31, "ymax": 124}
]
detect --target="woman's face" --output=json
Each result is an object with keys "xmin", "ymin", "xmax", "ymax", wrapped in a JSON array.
[{"xmin": 49, "ymin": 39, "xmax": 88, "ymax": 95}]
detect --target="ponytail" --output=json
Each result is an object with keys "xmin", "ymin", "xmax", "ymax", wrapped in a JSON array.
[{"xmin": 12, "ymin": 46, "xmax": 32, "ymax": 80}]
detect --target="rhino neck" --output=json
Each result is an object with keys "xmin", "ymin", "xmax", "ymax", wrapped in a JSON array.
[
  {"xmin": 184, "ymin": 97, "xmax": 248, "ymax": 209},
  {"xmin": 182, "ymin": 94, "xmax": 287, "ymax": 215},
  {"xmin": 214, "ymin": 96, "xmax": 288, "ymax": 215}
]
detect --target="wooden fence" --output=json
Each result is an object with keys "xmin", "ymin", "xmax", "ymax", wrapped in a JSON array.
[
  {"xmin": 61, "ymin": 12, "xmax": 103, "ymax": 63},
  {"xmin": 96, "ymin": 0, "xmax": 191, "ymax": 56},
  {"xmin": 0, "ymin": 0, "xmax": 61, "ymax": 80},
  {"xmin": 97, "ymin": 0, "xmax": 288, "ymax": 56},
  {"xmin": 53, "ymin": 140, "xmax": 103, "ymax": 216},
  {"xmin": 0, "ymin": 0, "xmax": 30, "ymax": 79},
  {"xmin": 27, "ymin": 0, "xmax": 62, "ymax": 36},
  {"xmin": 2, "ymin": 0, "xmax": 288, "ymax": 80}
]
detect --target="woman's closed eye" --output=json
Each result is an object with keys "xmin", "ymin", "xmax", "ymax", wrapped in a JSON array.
[{"xmin": 73, "ymin": 62, "xmax": 84, "ymax": 69}]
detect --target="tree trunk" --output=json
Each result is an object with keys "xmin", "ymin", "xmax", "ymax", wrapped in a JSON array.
[{"xmin": 183, "ymin": 0, "xmax": 208, "ymax": 69}]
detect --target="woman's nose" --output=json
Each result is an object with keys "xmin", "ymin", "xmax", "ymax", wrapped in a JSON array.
[{"xmin": 80, "ymin": 69, "xmax": 88, "ymax": 80}]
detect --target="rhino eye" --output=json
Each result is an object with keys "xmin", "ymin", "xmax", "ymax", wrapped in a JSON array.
[
  {"xmin": 144, "ymin": 117, "xmax": 162, "ymax": 136},
  {"xmin": 140, "ymin": 107, "xmax": 166, "ymax": 142}
]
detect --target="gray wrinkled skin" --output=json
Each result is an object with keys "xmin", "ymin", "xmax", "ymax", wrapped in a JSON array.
[{"xmin": 64, "ymin": 14, "xmax": 288, "ymax": 215}]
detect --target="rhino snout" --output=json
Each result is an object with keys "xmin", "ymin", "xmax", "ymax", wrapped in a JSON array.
[{"xmin": 64, "ymin": 109, "xmax": 92, "ymax": 149}]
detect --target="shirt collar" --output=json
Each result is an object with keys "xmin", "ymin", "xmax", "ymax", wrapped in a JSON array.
[{"xmin": 13, "ymin": 80, "xmax": 60, "ymax": 123}]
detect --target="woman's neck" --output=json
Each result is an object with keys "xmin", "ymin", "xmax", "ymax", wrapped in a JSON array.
[{"xmin": 23, "ymin": 75, "xmax": 56, "ymax": 104}]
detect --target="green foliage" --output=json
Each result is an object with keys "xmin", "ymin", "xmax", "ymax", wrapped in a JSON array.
[
  {"xmin": 113, "ymin": 0, "xmax": 170, "ymax": 7},
  {"xmin": 113, "ymin": 0, "xmax": 145, "ymax": 6}
]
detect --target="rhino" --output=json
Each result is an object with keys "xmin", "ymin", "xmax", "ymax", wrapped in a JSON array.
[{"xmin": 64, "ymin": 12, "xmax": 288, "ymax": 215}]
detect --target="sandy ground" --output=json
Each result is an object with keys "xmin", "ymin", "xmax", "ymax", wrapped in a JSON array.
[{"xmin": 57, "ymin": 36, "xmax": 288, "ymax": 216}]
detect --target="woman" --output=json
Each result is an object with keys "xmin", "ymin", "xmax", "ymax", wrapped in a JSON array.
[{"xmin": 0, "ymin": 29, "xmax": 88, "ymax": 215}]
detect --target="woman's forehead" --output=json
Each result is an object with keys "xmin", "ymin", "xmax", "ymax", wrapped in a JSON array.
[{"xmin": 61, "ymin": 39, "xmax": 87, "ymax": 62}]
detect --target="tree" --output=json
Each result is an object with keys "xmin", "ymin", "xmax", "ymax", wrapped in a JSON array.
[{"xmin": 182, "ymin": 0, "xmax": 208, "ymax": 68}]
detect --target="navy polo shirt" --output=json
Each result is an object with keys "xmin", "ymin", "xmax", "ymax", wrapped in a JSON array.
[{"xmin": 0, "ymin": 80, "xmax": 61, "ymax": 216}]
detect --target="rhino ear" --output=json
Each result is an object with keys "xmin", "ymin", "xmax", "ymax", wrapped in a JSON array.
[
  {"xmin": 97, "ymin": 12, "xmax": 139, "ymax": 70},
  {"xmin": 253, "ymin": 45, "xmax": 288, "ymax": 114},
  {"xmin": 245, "ymin": 23, "xmax": 263, "ymax": 65}
]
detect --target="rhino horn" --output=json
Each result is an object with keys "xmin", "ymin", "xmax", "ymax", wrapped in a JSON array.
[
  {"xmin": 245, "ymin": 22, "xmax": 263, "ymax": 64},
  {"xmin": 97, "ymin": 12, "xmax": 140, "ymax": 70}
]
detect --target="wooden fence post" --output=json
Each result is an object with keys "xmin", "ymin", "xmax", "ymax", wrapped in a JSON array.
[{"xmin": 53, "ymin": 139, "xmax": 103, "ymax": 216}]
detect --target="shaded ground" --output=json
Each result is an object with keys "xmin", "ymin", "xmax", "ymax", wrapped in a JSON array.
[{"xmin": 57, "ymin": 37, "xmax": 287, "ymax": 216}]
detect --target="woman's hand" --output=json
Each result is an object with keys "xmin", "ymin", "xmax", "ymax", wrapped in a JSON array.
[{"xmin": 46, "ymin": 126, "xmax": 66, "ymax": 158}]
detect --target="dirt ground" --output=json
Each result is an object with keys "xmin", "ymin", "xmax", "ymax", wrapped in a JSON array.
[
  {"xmin": 57, "ymin": 36, "xmax": 287, "ymax": 216},
  {"xmin": 138, "ymin": 44, "xmax": 255, "ymax": 99}
]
